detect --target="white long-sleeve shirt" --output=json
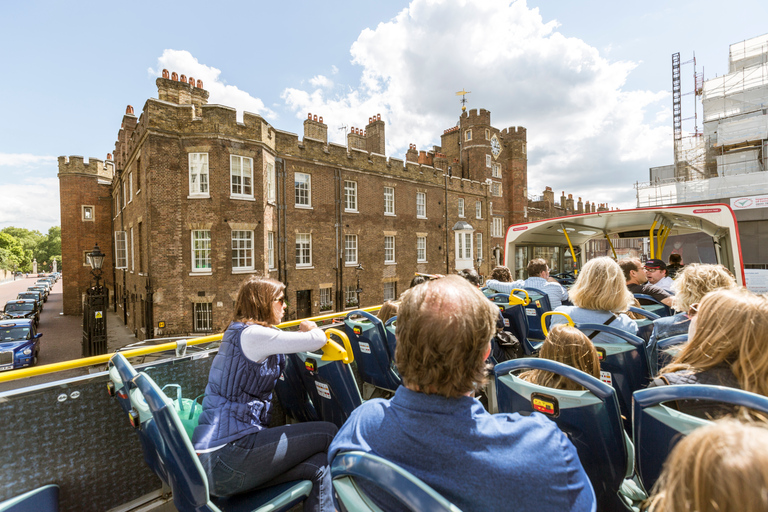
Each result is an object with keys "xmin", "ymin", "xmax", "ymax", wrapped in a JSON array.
[{"xmin": 240, "ymin": 323, "xmax": 327, "ymax": 363}]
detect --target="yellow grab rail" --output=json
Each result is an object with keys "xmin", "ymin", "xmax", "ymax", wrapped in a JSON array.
[
  {"xmin": 540, "ymin": 311, "xmax": 574, "ymax": 337},
  {"xmin": 605, "ymin": 233, "xmax": 617, "ymax": 259},
  {"xmin": 509, "ymin": 289, "xmax": 531, "ymax": 306},
  {"xmin": 560, "ymin": 224, "xmax": 579, "ymax": 276},
  {"xmin": 320, "ymin": 328, "xmax": 353, "ymax": 364},
  {"xmin": 276, "ymin": 305, "xmax": 381, "ymax": 329},
  {"xmin": 649, "ymin": 219, "xmax": 658, "ymax": 259}
]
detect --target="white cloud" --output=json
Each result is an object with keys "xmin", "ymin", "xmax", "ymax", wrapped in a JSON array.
[
  {"xmin": 149, "ymin": 50, "xmax": 276, "ymax": 121},
  {"xmin": 0, "ymin": 177, "xmax": 60, "ymax": 232},
  {"xmin": 331, "ymin": 65, "xmax": 339, "ymax": 75},
  {"xmin": 281, "ymin": 0, "xmax": 672, "ymax": 209},
  {"xmin": 0, "ymin": 153, "xmax": 57, "ymax": 167},
  {"xmin": 309, "ymin": 75, "xmax": 334, "ymax": 88}
]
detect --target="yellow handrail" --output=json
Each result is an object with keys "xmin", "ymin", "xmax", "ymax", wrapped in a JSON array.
[
  {"xmin": 509, "ymin": 289, "xmax": 531, "ymax": 306},
  {"xmin": 540, "ymin": 311, "xmax": 574, "ymax": 337},
  {"xmin": 649, "ymin": 219, "xmax": 658, "ymax": 258},
  {"xmin": 560, "ymin": 224, "xmax": 579, "ymax": 276},
  {"xmin": 605, "ymin": 234, "xmax": 617, "ymax": 259},
  {"xmin": 320, "ymin": 328, "xmax": 353, "ymax": 364}
]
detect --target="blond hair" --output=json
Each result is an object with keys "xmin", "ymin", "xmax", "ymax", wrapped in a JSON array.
[
  {"xmin": 671, "ymin": 263, "xmax": 736, "ymax": 312},
  {"xmin": 376, "ymin": 300, "xmax": 399, "ymax": 322},
  {"xmin": 232, "ymin": 276, "xmax": 285, "ymax": 326},
  {"xmin": 661, "ymin": 288, "xmax": 768, "ymax": 400},
  {"xmin": 645, "ymin": 419, "xmax": 768, "ymax": 512},
  {"xmin": 520, "ymin": 325, "xmax": 600, "ymax": 390},
  {"xmin": 395, "ymin": 275, "xmax": 498, "ymax": 397},
  {"xmin": 568, "ymin": 257, "xmax": 633, "ymax": 313}
]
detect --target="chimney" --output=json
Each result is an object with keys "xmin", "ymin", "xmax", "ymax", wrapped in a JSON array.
[
  {"xmin": 366, "ymin": 113, "xmax": 385, "ymax": 155},
  {"xmin": 303, "ymin": 112, "xmax": 328, "ymax": 143},
  {"xmin": 156, "ymin": 69, "xmax": 209, "ymax": 109}
]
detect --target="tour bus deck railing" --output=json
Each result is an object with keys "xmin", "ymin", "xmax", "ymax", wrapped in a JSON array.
[{"xmin": 0, "ymin": 305, "xmax": 382, "ymax": 385}]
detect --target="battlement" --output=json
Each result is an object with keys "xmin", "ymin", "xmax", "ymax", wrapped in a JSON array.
[
  {"xmin": 57, "ymin": 156, "xmax": 114, "ymax": 180},
  {"xmin": 460, "ymin": 108, "xmax": 491, "ymax": 126},
  {"xmin": 500, "ymin": 126, "xmax": 527, "ymax": 140}
]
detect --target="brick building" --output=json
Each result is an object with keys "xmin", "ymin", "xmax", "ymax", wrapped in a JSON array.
[{"xmin": 59, "ymin": 70, "xmax": 591, "ymax": 339}]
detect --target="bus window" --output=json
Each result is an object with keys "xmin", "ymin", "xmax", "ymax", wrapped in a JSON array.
[
  {"xmin": 514, "ymin": 247, "xmax": 529, "ymax": 279},
  {"xmin": 532, "ymin": 246, "xmax": 561, "ymax": 275}
]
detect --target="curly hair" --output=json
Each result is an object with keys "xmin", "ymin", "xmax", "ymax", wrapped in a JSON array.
[
  {"xmin": 671, "ymin": 263, "xmax": 736, "ymax": 312},
  {"xmin": 490, "ymin": 266, "xmax": 512, "ymax": 282}
]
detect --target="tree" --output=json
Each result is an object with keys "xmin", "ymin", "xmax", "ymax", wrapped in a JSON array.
[
  {"xmin": 34, "ymin": 226, "xmax": 61, "ymax": 271},
  {"xmin": 0, "ymin": 232, "xmax": 24, "ymax": 269},
  {"xmin": 0, "ymin": 227, "xmax": 43, "ymax": 271}
]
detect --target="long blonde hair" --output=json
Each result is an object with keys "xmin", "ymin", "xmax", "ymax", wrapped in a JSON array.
[
  {"xmin": 671, "ymin": 263, "xmax": 736, "ymax": 312},
  {"xmin": 645, "ymin": 419, "xmax": 768, "ymax": 512},
  {"xmin": 520, "ymin": 325, "xmax": 600, "ymax": 391},
  {"xmin": 660, "ymin": 288, "xmax": 768, "ymax": 399},
  {"xmin": 568, "ymin": 257, "xmax": 633, "ymax": 313}
]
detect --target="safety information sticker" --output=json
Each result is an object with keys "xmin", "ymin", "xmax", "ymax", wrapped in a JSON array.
[
  {"xmin": 525, "ymin": 308, "xmax": 536, "ymax": 316},
  {"xmin": 600, "ymin": 371, "xmax": 613, "ymax": 386},
  {"xmin": 359, "ymin": 342, "xmax": 371, "ymax": 354},
  {"xmin": 315, "ymin": 382, "xmax": 331, "ymax": 399},
  {"xmin": 503, "ymin": 318, "xmax": 510, "ymax": 327}
]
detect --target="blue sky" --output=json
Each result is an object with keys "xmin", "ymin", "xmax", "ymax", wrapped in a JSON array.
[{"xmin": 1, "ymin": 0, "xmax": 767, "ymax": 233}]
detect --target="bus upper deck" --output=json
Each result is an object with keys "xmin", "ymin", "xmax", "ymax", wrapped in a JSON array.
[{"xmin": 503, "ymin": 203, "xmax": 745, "ymax": 286}]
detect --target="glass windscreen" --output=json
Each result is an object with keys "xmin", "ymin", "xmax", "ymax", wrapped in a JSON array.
[
  {"xmin": 5, "ymin": 303, "xmax": 34, "ymax": 312},
  {"xmin": 0, "ymin": 327, "xmax": 31, "ymax": 341}
]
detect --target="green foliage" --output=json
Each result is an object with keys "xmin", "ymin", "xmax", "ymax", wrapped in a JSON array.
[{"xmin": 0, "ymin": 226, "xmax": 61, "ymax": 272}]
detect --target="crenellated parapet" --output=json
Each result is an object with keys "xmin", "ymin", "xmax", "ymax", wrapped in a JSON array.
[
  {"xmin": 500, "ymin": 126, "xmax": 527, "ymax": 141},
  {"xmin": 57, "ymin": 156, "xmax": 114, "ymax": 181},
  {"xmin": 461, "ymin": 108, "xmax": 491, "ymax": 126}
]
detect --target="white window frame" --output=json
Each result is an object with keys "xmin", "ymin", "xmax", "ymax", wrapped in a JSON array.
[
  {"xmin": 416, "ymin": 192, "xmax": 426, "ymax": 219},
  {"xmin": 476, "ymin": 233, "xmax": 483, "ymax": 260},
  {"xmin": 122, "ymin": 180, "xmax": 127, "ymax": 209},
  {"xmin": 295, "ymin": 172, "xmax": 311, "ymax": 208},
  {"xmin": 492, "ymin": 217, "xmax": 503, "ymax": 238},
  {"xmin": 344, "ymin": 234, "xmax": 358, "ymax": 266},
  {"xmin": 384, "ymin": 187, "xmax": 395, "ymax": 216},
  {"xmin": 128, "ymin": 172, "xmax": 133, "ymax": 202},
  {"xmin": 130, "ymin": 227, "xmax": 135, "ymax": 271},
  {"xmin": 189, "ymin": 153, "xmax": 210, "ymax": 198},
  {"xmin": 384, "ymin": 236, "xmax": 395, "ymax": 264},
  {"xmin": 268, "ymin": 231, "xmax": 275, "ymax": 270},
  {"xmin": 486, "ymin": 154, "xmax": 491, "ymax": 168},
  {"xmin": 489, "ymin": 202, "xmax": 493, "ymax": 216},
  {"xmin": 492, "ymin": 163, "xmax": 501, "ymax": 178},
  {"xmin": 417, "ymin": 236, "xmax": 427, "ymax": 263},
  {"xmin": 465, "ymin": 129, "xmax": 472, "ymax": 141},
  {"xmin": 485, "ymin": 128, "xmax": 490, "ymax": 140},
  {"xmin": 296, "ymin": 233, "xmax": 312, "ymax": 267},
  {"xmin": 231, "ymin": 230, "xmax": 254, "ymax": 271},
  {"xmin": 476, "ymin": 201, "xmax": 482, "ymax": 219},
  {"xmin": 192, "ymin": 230, "xmax": 212, "ymax": 273},
  {"xmin": 115, "ymin": 231, "xmax": 127, "ymax": 269},
  {"xmin": 266, "ymin": 162, "xmax": 276, "ymax": 202},
  {"xmin": 193, "ymin": 303, "xmax": 213, "ymax": 333},
  {"xmin": 344, "ymin": 180, "xmax": 358, "ymax": 212},
  {"xmin": 456, "ymin": 232, "xmax": 473, "ymax": 260},
  {"xmin": 383, "ymin": 282, "xmax": 396, "ymax": 302},
  {"xmin": 230, "ymin": 155, "xmax": 254, "ymax": 199},
  {"xmin": 345, "ymin": 285, "xmax": 358, "ymax": 308},
  {"xmin": 458, "ymin": 198, "xmax": 465, "ymax": 218},
  {"xmin": 320, "ymin": 287, "xmax": 333, "ymax": 311},
  {"xmin": 492, "ymin": 182, "xmax": 502, "ymax": 197}
]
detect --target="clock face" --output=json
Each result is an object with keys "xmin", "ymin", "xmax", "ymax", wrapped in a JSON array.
[{"xmin": 491, "ymin": 136, "xmax": 501, "ymax": 157}]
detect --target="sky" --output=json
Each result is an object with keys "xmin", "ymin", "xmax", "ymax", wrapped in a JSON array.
[{"xmin": 1, "ymin": 0, "xmax": 767, "ymax": 233}]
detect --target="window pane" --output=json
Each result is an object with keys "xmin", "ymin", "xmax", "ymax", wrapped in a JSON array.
[
  {"xmin": 193, "ymin": 230, "xmax": 211, "ymax": 270},
  {"xmin": 384, "ymin": 187, "xmax": 394, "ymax": 214},
  {"xmin": 295, "ymin": 173, "xmax": 310, "ymax": 206},
  {"xmin": 231, "ymin": 230, "xmax": 253, "ymax": 269},
  {"xmin": 345, "ymin": 235, "xmax": 357, "ymax": 264}
]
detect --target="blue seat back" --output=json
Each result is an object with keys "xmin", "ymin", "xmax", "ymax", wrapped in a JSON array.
[
  {"xmin": 488, "ymin": 294, "xmax": 537, "ymax": 355},
  {"xmin": 656, "ymin": 334, "xmax": 688, "ymax": 372},
  {"xmin": 633, "ymin": 385, "xmax": 768, "ymax": 491},
  {"xmin": 0, "ymin": 484, "xmax": 59, "ymax": 512},
  {"xmin": 522, "ymin": 287, "xmax": 552, "ymax": 341},
  {"xmin": 291, "ymin": 350, "xmax": 363, "ymax": 429},
  {"xmin": 384, "ymin": 316, "xmax": 397, "ymax": 366},
  {"xmin": 633, "ymin": 294, "xmax": 671, "ymax": 317},
  {"xmin": 494, "ymin": 358, "xmax": 628, "ymax": 511},
  {"xmin": 343, "ymin": 311, "xmax": 401, "ymax": 392},
  {"xmin": 628, "ymin": 306, "xmax": 659, "ymax": 346},
  {"xmin": 274, "ymin": 352, "xmax": 320, "ymax": 423},
  {"xmin": 577, "ymin": 323, "xmax": 650, "ymax": 425},
  {"xmin": 331, "ymin": 451, "xmax": 462, "ymax": 512}
]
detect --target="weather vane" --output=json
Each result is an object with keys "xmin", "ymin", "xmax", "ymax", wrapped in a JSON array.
[{"xmin": 456, "ymin": 89, "xmax": 471, "ymax": 112}]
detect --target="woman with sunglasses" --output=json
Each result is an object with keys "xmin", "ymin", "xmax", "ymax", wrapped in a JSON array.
[
  {"xmin": 193, "ymin": 276, "xmax": 337, "ymax": 512},
  {"xmin": 650, "ymin": 287, "xmax": 768, "ymax": 419}
]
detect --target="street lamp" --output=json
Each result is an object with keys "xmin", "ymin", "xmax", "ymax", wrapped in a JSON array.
[
  {"xmin": 83, "ymin": 243, "xmax": 108, "ymax": 357},
  {"xmin": 355, "ymin": 263, "xmax": 364, "ymax": 308}
]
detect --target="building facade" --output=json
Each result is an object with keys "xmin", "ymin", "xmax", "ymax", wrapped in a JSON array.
[{"xmin": 59, "ymin": 70, "xmax": 544, "ymax": 339}]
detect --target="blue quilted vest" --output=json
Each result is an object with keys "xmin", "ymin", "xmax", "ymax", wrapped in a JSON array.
[{"xmin": 192, "ymin": 322, "xmax": 286, "ymax": 450}]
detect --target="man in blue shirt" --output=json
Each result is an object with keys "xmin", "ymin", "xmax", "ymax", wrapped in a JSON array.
[
  {"xmin": 485, "ymin": 258, "xmax": 569, "ymax": 308},
  {"xmin": 329, "ymin": 275, "xmax": 596, "ymax": 512}
]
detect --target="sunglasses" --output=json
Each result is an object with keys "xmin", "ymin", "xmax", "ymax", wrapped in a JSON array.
[{"xmin": 687, "ymin": 303, "xmax": 699, "ymax": 318}]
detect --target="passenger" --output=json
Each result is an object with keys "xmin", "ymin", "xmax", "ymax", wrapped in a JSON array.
[
  {"xmin": 457, "ymin": 267, "xmax": 483, "ymax": 287},
  {"xmin": 520, "ymin": 324, "xmax": 600, "ymax": 391},
  {"xmin": 328, "ymin": 275, "xmax": 596, "ymax": 512},
  {"xmin": 618, "ymin": 258, "xmax": 673, "ymax": 307},
  {"xmin": 550, "ymin": 257, "xmax": 638, "ymax": 344},
  {"xmin": 483, "ymin": 265, "xmax": 512, "ymax": 296},
  {"xmin": 666, "ymin": 253, "xmax": 684, "ymax": 279},
  {"xmin": 409, "ymin": 274, "xmax": 428, "ymax": 288},
  {"xmin": 484, "ymin": 258, "xmax": 568, "ymax": 308},
  {"xmin": 376, "ymin": 300, "xmax": 399, "ymax": 322},
  {"xmin": 649, "ymin": 288, "xmax": 768, "ymax": 419},
  {"xmin": 643, "ymin": 259, "xmax": 674, "ymax": 293},
  {"xmin": 644, "ymin": 419, "xmax": 768, "ymax": 512},
  {"xmin": 649, "ymin": 264, "xmax": 736, "ymax": 347},
  {"xmin": 192, "ymin": 276, "xmax": 337, "ymax": 512}
]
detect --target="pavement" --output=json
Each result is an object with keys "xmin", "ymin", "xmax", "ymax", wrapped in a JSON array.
[{"xmin": 0, "ymin": 275, "xmax": 140, "ymax": 392}]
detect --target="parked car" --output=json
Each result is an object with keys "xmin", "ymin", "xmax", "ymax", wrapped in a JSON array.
[
  {"xmin": 4, "ymin": 299, "xmax": 40, "ymax": 326},
  {"xmin": 17, "ymin": 291, "xmax": 43, "ymax": 313},
  {"xmin": 0, "ymin": 319, "xmax": 42, "ymax": 370},
  {"xmin": 28, "ymin": 285, "xmax": 49, "ymax": 302}
]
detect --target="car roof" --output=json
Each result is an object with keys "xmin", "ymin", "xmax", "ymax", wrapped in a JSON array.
[
  {"xmin": 0, "ymin": 318, "xmax": 34, "ymax": 327},
  {"xmin": 5, "ymin": 299, "xmax": 36, "ymax": 305}
]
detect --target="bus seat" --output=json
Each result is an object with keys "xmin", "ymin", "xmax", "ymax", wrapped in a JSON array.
[
  {"xmin": 331, "ymin": 451, "xmax": 462, "ymax": 512},
  {"xmin": 633, "ymin": 294, "xmax": 671, "ymax": 317},
  {"xmin": 576, "ymin": 324, "xmax": 651, "ymax": 430},
  {"xmin": 291, "ymin": 350, "xmax": 363, "ymax": 429},
  {"xmin": 384, "ymin": 316, "xmax": 397, "ymax": 367},
  {"xmin": 522, "ymin": 287, "xmax": 552, "ymax": 342},
  {"xmin": 0, "ymin": 484, "xmax": 59, "ymax": 512},
  {"xmin": 487, "ymin": 294, "xmax": 538, "ymax": 355},
  {"xmin": 628, "ymin": 306, "xmax": 659, "ymax": 345},
  {"xmin": 494, "ymin": 358, "xmax": 645, "ymax": 511},
  {"xmin": 131, "ymin": 371, "xmax": 313, "ymax": 512},
  {"xmin": 274, "ymin": 353, "xmax": 320, "ymax": 424},
  {"xmin": 633, "ymin": 385, "xmax": 768, "ymax": 491},
  {"xmin": 343, "ymin": 311, "xmax": 401, "ymax": 393},
  {"xmin": 655, "ymin": 334, "xmax": 688, "ymax": 373}
]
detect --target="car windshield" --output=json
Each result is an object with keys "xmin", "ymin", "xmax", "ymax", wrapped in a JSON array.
[
  {"xmin": 0, "ymin": 327, "xmax": 31, "ymax": 341},
  {"xmin": 17, "ymin": 294, "xmax": 35, "ymax": 299},
  {"xmin": 5, "ymin": 303, "xmax": 33, "ymax": 312}
]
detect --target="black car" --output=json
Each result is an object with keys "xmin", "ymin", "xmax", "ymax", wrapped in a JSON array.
[
  {"xmin": 3, "ymin": 300, "xmax": 40, "ymax": 326},
  {"xmin": 17, "ymin": 291, "xmax": 44, "ymax": 312},
  {"xmin": 28, "ymin": 285, "xmax": 49, "ymax": 302}
]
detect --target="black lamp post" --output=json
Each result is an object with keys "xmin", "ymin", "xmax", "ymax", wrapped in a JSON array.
[
  {"xmin": 355, "ymin": 263, "xmax": 364, "ymax": 308},
  {"xmin": 82, "ymin": 243, "xmax": 108, "ymax": 357}
]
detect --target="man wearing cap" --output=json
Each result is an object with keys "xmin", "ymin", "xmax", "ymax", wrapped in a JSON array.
[
  {"xmin": 644, "ymin": 259, "xmax": 674, "ymax": 293},
  {"xmin": 618, "ymin": 258, "xmax": 673, "ymax": 307}
]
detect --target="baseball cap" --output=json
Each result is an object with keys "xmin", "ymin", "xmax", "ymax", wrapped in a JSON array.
[{"xmin": 644, "ymin": 259, "xmax": 667, "ymax": 271}]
